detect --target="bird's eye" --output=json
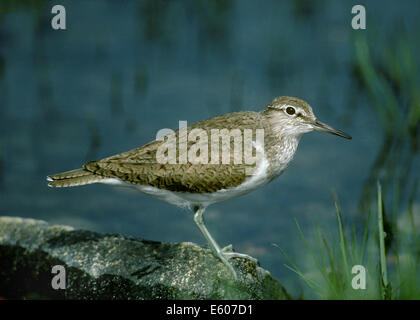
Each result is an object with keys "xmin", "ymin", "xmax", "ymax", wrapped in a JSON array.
[{"xmin": 286, "ymin": 107, "xmax": 296, "ymax": 115}]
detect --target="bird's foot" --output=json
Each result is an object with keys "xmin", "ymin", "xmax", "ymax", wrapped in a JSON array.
[
  {"xmin": 220, "ymin": 244, "xmax": 233, "ymax": 252},
  {"xmin": 204, "ymin": 244, "xmax": 258, "ymax": 280},
  {"xmin": 222, "ymin": 251, "xmax": 258, "ymax": 263},
  {"xmin": 220, "ymin": 244, "xmax": 258, "ymax": 263}
]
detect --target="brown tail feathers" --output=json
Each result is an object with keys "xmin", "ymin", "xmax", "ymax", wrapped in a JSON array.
[{"xmin": 47, "ymin": 168, "xmax": 104, "ymax": 187}]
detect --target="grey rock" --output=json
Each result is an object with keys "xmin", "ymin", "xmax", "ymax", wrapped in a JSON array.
[{"xmin": 0, "ymin": 216, "xmax": 290, "ymax": 300}]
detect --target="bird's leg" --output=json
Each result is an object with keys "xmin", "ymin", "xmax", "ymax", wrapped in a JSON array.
[{"xmin": 193, "ymin": 206, "xmax": 238, "ymax": 280}]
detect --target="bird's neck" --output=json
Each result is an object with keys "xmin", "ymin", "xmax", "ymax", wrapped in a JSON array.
[{"xmin": 264, "ymin": 131, "xmax": 302, "ymax": 178}]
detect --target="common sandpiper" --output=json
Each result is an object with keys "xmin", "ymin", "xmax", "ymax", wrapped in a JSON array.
[{"xmin": 47, "ymin": 96, "xmax": 351, "ymax": 280}]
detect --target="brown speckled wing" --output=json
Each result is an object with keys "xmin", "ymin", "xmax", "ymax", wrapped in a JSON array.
[{"xmin": 84, "ymin": 111, "xmax": 267, "ymax": 193}]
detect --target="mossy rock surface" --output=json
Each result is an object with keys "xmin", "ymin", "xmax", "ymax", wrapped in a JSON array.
[{"xmin": 0, "ymin": 216, "xmax": 290, "ymax": 300}]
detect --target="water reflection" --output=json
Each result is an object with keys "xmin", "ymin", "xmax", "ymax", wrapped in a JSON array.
[{"xmin": 354, "ymin": 32, "xmax": 420, "ymax": 215}]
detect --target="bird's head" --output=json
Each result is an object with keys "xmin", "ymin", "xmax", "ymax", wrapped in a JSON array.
[{"xmin": 262, "ymin": 96, "xmax": 352, "ymax": 140}]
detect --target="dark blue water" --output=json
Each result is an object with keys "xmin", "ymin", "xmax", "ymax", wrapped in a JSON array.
[{"xmin": 0, "ymin": 0, "xmax": 419, "ymax": 297}]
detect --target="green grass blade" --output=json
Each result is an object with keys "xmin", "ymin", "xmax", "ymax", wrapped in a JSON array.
[
  {"xmin": 360, "ymin": 210, "xmax": 371, "ymax": 263},
  {"xmin": 333, "ymin": 194, "xmax": 350, "ymax": 285},
  {"xmin": 377, "ymin": 182, "xmax": 389, "ymax": 296},
  {"xmin": 293, "ymin": 219, "xmax": 330, "ymax": 283},
  {"xmin": 282, "ymin": 263, "xmax": 321, "ymax": 292},
  {"xmin": 273, "ymin": 243, "xmax": 321, "ymax": 292}
]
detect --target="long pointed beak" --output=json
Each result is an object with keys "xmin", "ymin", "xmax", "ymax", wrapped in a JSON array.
[{"xmin": 312, "ymin": 119, "xmax": 352, "ymax": 139}]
